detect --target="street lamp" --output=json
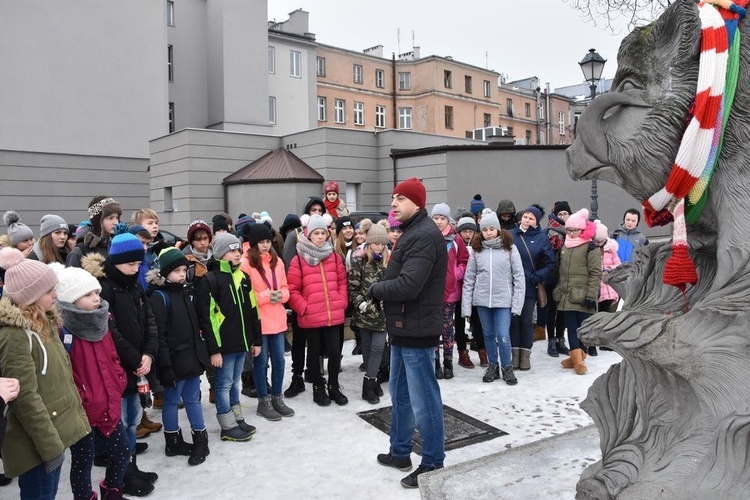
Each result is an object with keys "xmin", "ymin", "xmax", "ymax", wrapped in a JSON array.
[{"xmin": 578, "ymin": 48, "xmax": 607, "ymax": 220}]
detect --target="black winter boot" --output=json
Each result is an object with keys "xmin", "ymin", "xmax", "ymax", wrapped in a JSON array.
[
  {"xmin": 482, "ymin": 363, "xmax": 499, "ymax": 383},
  {"xmin": 362, "ymin": 377, "xmax": 379, "ymax": 404},
  {"xmin": 313, "ymin": 383, "xmax": 331, "ymax": 406},
  {"xmin": 284, "ymin": 374, "xmax": 305, "ymax": 398},
  {"xmin": 328, "ymin": 382, "xmax": 349, "ymax": 406},
  {"xmin": 556, "ymin": 337, "xmax": 570, "ymax": 355},
  {"xmin": 123, "ymin": 457, "xmax": 155, "ymax": 497},
  {"xmin": 501, "ymin": 365, "xmax": 518, "ymax": 385},
  {"xmin": 188, "ymin": 429, "xmax": 210, "ymax": 466},
  {"xmin": 131, "ymin": 454, "xmax": 158, "ymax": 483},
  {"xmin": 164, "ymin": 429, "xmax": 193, "ymax": 457},
  {"xmin": 435, "ymin": 359, "xmax": 443, "ymax": 379},
  {"xmin": 442, "ymin": 359, "xmax": 454, "ymax": 379},
  {"xmin": 241, "ymin": 372, "xmax": 257, "ymax": 398},
  {"xmin": 547, "ymin": 337, "xmax": 559, "ymax": 357}
]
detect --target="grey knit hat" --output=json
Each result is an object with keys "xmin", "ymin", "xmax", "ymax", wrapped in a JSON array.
[
  {"xmin": 365, "ymin": 223, "xmax": 388, "ymax": 245},
  {"xmin": 3, "ymin": 211, "xmax": 35, "ymax": 246},
  {"xmin": 212, "ymin": 233, "xmax": 241, "ymax": 259},
  {"xmin": 430, "ymin": 203, "xmax": 452, "ymax": 220},
  {"xmin": 479, "ymin": 212, "xmax": 501, "ymax": 231},
  {"xmin": 456, "ymin": 217, "xmax": 478, "ymax": 233},
  {"xmin": 305, "ymin": 214, "xmax": 330, "ymax": 237},
  {"xmin": 39, "ymin": 214, "xmax": 69, "ymax": 238}
]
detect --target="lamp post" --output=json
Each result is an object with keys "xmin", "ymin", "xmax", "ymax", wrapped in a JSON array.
[{"xmin": 579, "ymin": 48, "xmax": 607, "ymax": 220}]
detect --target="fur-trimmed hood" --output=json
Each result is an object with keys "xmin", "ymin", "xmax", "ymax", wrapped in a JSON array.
[
  {"xmin": 81, "ymin": 253, "xmax": 106, "ymax": 279},
  {"xmin": 146, "ymin": 268, "xmax": 165, "ymax": 287},
  {"xmin": 0, "ymin": 296, "xmax": 32, "ymax": 330}
]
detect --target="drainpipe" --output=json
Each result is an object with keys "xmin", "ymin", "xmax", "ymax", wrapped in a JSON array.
[
  {"xmin": 546, "ymin": 82, "xmax": 551, "ymax": 145},
  {"xmin": 392, "ymin": 53, "xmax": 398, "ymax": 129},
  {"xmin": 392, "ymin": 154, "xmax": 398, "ymax": 189},
  {"xmin": 535, "ymin": 86, "xmax": 541, "ymax": 145}
]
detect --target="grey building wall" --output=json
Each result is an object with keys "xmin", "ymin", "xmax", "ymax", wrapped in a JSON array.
[
  {"xmin": 227, "ymin": 182, "xmax": 322, "ymax": 225},
  {"xmin": 269, "ymin": 33, "xmax": 318, "ymax": 136}
]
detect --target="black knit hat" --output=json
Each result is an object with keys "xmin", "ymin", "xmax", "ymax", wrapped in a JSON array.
[
  {"xmin": 552, "ymin": 201, "xmax": 572, "ymax": 215},
  {"xmin": 246, "ymin": 223, "xmax": 273, "ymax": 248},
  {"xmin": 335, "ymin": 216, "xmax": 353, "ymax": 233},
  {"xmin": 159, "ymin": 247, "xmax": 189, "ymax": 277},
  {"xmin": 212, "ymin": 214, "xmax": 230, "ymax": 233}
]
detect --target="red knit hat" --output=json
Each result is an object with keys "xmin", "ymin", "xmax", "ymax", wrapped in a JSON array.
[
  {"xmin": 324, "ymin": 181, "xmax": 339, "ymax": 195},
  {"xmin": 393, "ymin": 178, "xmax": 426, "ymax": 209},
  {"xmin": 187, "ymin": 220, "xmax": 212, "ymax": 243}
]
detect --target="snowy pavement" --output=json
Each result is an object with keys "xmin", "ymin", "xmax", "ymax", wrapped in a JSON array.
[{"xmin": 45, "ymin": 339, "xmax": 620, "ymax": 499}]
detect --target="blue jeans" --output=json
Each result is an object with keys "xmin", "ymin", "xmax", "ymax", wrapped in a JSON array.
[
  {"xmin": 214, "ymin": 351, "xmax": 246, "ymax": 415},
  {"xmin": 18, "ymin": 461, "xmax": 62, "ymax": 500},
  {"xmin": 388, "ymin": 344, "xmax": 445, "ymax": 468},
  {"xmin": 253, "ymin": 332, "xmax": 286, "ymax": 397},
  {"xmin": 477, "ymin": 306, "xmax": 512, "ymax": 367},
  {"xmin": 163, "ymin": 376, "xmax": 205, "ymax": 432},
  {"xmin": 121, "ymin": 393, "xmax": 142, "ymax": 454}
]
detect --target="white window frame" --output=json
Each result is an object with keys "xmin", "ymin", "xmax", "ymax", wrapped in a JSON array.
[
  {"xmin": 398, "ymin": 72, "xmax": 411, "ymax": 90},
  {"xmin": 167, "ymin": 1, "xmax": 174, "ymax": 26},
  {"xmin": 268, "ymin": 46, "xmax": 275, "ymax": 74},
  {"xmin": 353, "ymin": 102, "xmax": 364, "ymax": 125},
  {"xmin": 398, "ymin": 107, "xmax": 412, "ymax": 129},
  {"xmin": 375, "ymin": 69, "xmax": 385, "ymax": 88},
  {"xmin": 559, "ymin": 111, "xmax": 566, "ymax": 134},
  {"xmin": 317, "ymin": 96, "xmax": 327, "ymax": 122},
  {"xmin": 269, "ymin": 97, "xmax": 276, "ymax": 124},
  {"xmin": 167, "ymin": 44, "xmax": 174, "ymax": 82},
  {"xmin": 353, "ymin": 64, "xmax": 363, "ymax": 84},
  {"xmin": 375, "ymin": 105, "xmax": 386, "ymax": 128},
  {"xmin": 483, "ymin": 80, "xmax": 491, "ymax": 97},
  {"xmin": 317, "ymin": 56, "xmax": 326, "ymax": 77},
  {"xmin": 168, "ymin": 102, "xmax": 175, "ymax": 133},
  {"xmin": 290, "ymin": 50, "xmax": 301, "ymax": 78},
  {"xmin": 334, "ymin": 99, "xmax": 345, "ymax": 124}
]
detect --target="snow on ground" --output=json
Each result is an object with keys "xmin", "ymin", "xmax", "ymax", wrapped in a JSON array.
[{"xmin": 46, "ymin": 339, "xmax": 620, "ymax": 499}]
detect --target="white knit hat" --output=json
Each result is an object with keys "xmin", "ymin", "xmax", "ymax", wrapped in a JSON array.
[{"xmin": 54, "ymin": 266, "xmax": 102, "ymax": 304}]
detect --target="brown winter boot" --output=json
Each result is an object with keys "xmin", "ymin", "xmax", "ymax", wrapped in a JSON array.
[
  {"xmin": 533, "ymin": 325, "xmax": 547, "ymax": 342},
  {"xmin": 519, "ymin": 348, "xmax": 531, "ymax": 371},
  {"xmin": 511, "ymin": 348, "xmax": 520, "ymax": 369},
  {"xmin": 458, "ymin": 350, "xmax": 475, "ymax": 369},
  {"xmin": 562, "ymin": 347, "xmax": 587, "ymax": 369},
  {"xmin": 571, "ymin": 348, "xmax": 587, "ymax": 375},
  {"xmin": 478, "ymin": 349, "xmax": 489, "ymax": 367}
]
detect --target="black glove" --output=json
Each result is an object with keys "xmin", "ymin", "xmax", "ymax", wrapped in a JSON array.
[
  {"xmin": 45, "ymin": 453, "xmax": 64, "ymax": 473},
  {"xmin": 583, "ymin": 299, "xmax": 597, "ymax": 309},
  {"xmin": 160, "ymin": 367, "xmax": 177, "ymax": 389}
]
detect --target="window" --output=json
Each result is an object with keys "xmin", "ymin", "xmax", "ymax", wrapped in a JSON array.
[
  {"xmin": 444, "ymin": 70, "xmax": 452, "ymax": 88},
  {"xmin": 354, "ymin": 102, "xmax": 364, "ymax": 125},
  {"xmin": 507, "ymin": 126, "xmax": 514, "ymax": 136},
  {"xmin": 444, "ymin": 106, "xmax": 453, "ymax": 129},
  {"xmin": 168, "ymin": 102, "xmax": 175, "ymax": 133},
  {"xmin": 483, "ymin": 80, "xmax": 491, "ymax": 97},
  {"xmin": 375, "ymin": 69, "xmax": 385, "ymax": 88},
  {"xmin": 506, "ymin": 98, "xmax": 513, "ymax": 116},
  {"xmin": 334, "ymin": 99, "xmax": 345, "ymax": 123},
  {"xmin": 167, "ymin": 45, "xmax": 174, "ymax": 82},
  {"xmin": 269, "ymin": 97, "xmax": 276, "ymax": 124},
  {"xmin": 316, "ymin": 56, "xmax": 326, "ymax": 77},
  {"xmin": 525, "ymin": 103, "xmax": 531, "ymax": 117},
  {"xmin": 290, "ymin": 50, "xmax": 301, "ymax": 77},
  {"xmin": 559, "ymin": 111, "xmax": 566, "ymax": 134},
  {"xmin": 167, "ymin": 1, "xmax": 174, "ymax": 26},
  {"xmin": 525, "ymin": 130, "xmax": 532, "ymax": 143},
  {"xmin": 464, "ymin": 75, "xmax": 472, "ymax": 93},
  {"xmin": 268, "ymin": 46, "xmax": 275, "ymax": 73},
  {"xmin": 375, "ymin": 105, "xmax": 386, "ymax": 128},
  {"xmin": 164, "ymin": 187, "xmax": 173, "ymax": 212},
  {"xmin": 398, "ymin": 107, "xmax": 412, "ymax": 129},
  {"xmin": 398, "ymin": 72, "xmax": 411, "ymax": 90},
  {"xmin": 353, "ymin": 64, "xmax": 363, "ymax": 84},
  {"xmin": 317, "ymin": 96, "xmax": 327, "ymax": 122},
  {"xmin": 483, "ymin": 113, "xmax": 491, "ymax": 128}
]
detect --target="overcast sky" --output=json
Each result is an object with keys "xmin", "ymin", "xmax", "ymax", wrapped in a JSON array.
[{"xmin": 268, "ymin": 0, "xmax": 641, "ymax": 91}]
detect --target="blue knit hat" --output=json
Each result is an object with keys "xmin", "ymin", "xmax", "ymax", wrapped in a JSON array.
[
  {"xmin": 108, "ymin": 224, "xmax": 145, "ymax": 265},
  {"xmin": 470, "ymin": 194, "xmax": 485, "ymax": 216}
]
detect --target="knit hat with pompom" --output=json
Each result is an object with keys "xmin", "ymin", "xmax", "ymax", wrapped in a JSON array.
[
  {"xmin": 0, "ymin": 247, "xmax": 58, "ymax": 306},
  {"xmin": 107, "ymin": 223, "xmax": 145, "ymax": 265},
  {"xmin": 594, "ymin": 220, "xmax": 609, "ymax": 244},
  {"xmin": 566, "ymin": 208, "xmax": 590, "ymax": 230},
  {"xmin": 3, "ymin": 211, "xmax": 35, "ymax": 246}
]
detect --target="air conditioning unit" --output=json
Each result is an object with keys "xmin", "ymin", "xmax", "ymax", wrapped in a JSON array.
[
  {"xmin": 472, "ymin": 126, "xmax": 507, "ymax": 141},
  {"xmin": 514, "ymin": 138, "xmax": 528, "ymax": 145}
]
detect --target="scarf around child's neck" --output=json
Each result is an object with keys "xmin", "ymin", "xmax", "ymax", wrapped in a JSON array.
[
  {"xmin": 296, "ymin": 233, "xmax": 333, "ymax": 266},
  {"xmin": 57, "ymin": 299, "xmax": 110, "ymax": 342}
]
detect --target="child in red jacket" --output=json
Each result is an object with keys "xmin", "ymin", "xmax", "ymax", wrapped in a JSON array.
[
  {"xmin": 54, "ymin": 265, "xmax": 130, "ymax": 500},
  {"xmin": 288, "ymin": 214, "xmax": 348, "ymax": 407}
]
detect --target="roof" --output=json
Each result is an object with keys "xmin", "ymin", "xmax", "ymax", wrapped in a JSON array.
[{"xmin": 222, "ymin": 148, "xmax": 324, "ymax": 186}]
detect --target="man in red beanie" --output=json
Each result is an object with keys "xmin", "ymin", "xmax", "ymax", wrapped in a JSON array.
[{"xmin": 370, "ymin": 177, "xmax": 447, "ymax": 488}]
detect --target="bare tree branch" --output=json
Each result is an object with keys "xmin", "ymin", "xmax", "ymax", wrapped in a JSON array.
[{"xmin": 563, "ymin": 0, "xmax": 673, "ymax": 32}]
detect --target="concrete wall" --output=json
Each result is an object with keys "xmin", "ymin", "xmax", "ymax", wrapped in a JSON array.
[
  {"xmin": 227, "ymin": 182, "xmax": 321, "ymax": 226},
  {"xmin": 0, "ymin": 1, "xmax": 167, "ymax": 158},
  {"xmin": 0, "ymin": 150, "xmax": 148, "ymax": 234},
  {"xmin": 269, "ymin": 34, "xmax": 317, "ymax": 136}
]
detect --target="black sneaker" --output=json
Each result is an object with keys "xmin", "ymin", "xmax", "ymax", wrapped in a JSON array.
[
  {"xmin": 284, "ymin": 375, "xmax": 305, "ymax": 398},
  {"xmin": 377, "ymin": 452, "xmax": 412, "ymax": 471},
  {"xmin": 401, "ymin": 465, "xmax": 440, "ymax": 488}
]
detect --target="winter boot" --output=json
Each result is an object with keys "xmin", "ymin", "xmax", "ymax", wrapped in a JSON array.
[
  {"xmin": 256, "ymin": 396, "xmax": 282, "ymax": 421},
  {"xmin": 588, "ymin": 346, "xmax": 598, "ymax": 357},
  {"xmin": 533, "ymin": 324, "xmax": 547, "ymax": 342},
  {"xmin": 435, "ymin": 359, "xmax": 443, "ymax": 379},
  {"xmin": 139, "ymin": 412, "xmax": 162, "ymax": 433},
  {"xmin": 511, "ymin": 348, "xmax": 520, "ymax": 370},
  {"xmin": 271, "ymin": 395, "xmax": 295, "ymax": 417},
  {"xmin": 164, "ymin": 429, "xmax": 193, "ymax": 457},
  {"xmin": 241, "ymin": 372, "xmax": 257, "ymax": 398},
  {"xmin": 284, "ymin": 374, "xmax": 305, "ymax": 398},
  {"xmin": 478, "ymin": 349, "xmax": 489, "ymax": 367},
  {"xmin": 99, "ymin": 480, "xmax": 126, "ymax": 499},
  {"xmin": 217, "ymin": 411, "xmax": 253, "ymax": 442},
  {"xmin": 313, "ymin": 383, "xmax": 331, "ymax": 406},
  {"xmin": 519, "ymin": 348, "xmax": 531, "ymax": 371},
  {"xmin": 362, "ymin": 377, "xmax": 379, "ymax": 404},
  {"xmin": 188, "ymin": 429, "xmax": 210, "ymax": 466},
  {"xmin": 442, "ymin": 358, "xmax": 454, "ymax": 380},
  {"xmin": 123, "ymin": 458, "xmax": 154, "ymax": 497},
  {"xmin": 501, "ymin": 365, "xmax": 518, "ymax": 386},
  {"xmin": 571, "ymin": 348, "xmax": 588, "ymax": 375},
  {"xmin": 352, "ymin": 341, "xmax": 362, "ymax": 356},
  {"xmin": 482, "ymin": 363, "xmax": 499, "ymax": 383},
  {"xmin": 547, "ymin": 337, "xmax": 559, "ymax": 358},
  {"xmin": 556, "ymin": 337, "xmax": 570, "ymax": 355},
  {"xmin": 458, "ymin": 349, "xmax": 475, "ymax": 369},
  {"xmin": 328, "ymin": 382, "xmax": 349, "ymax": 406},
  {"xmin": 208, "ymin": 387, "xmax": 215, "ymax": 404},
  {"xmin": 152, "ymin": 392, "xmax": 163, "ymax": 409},
  {"xmin": 131, "ymin": 454, "xmax": 157, "ymax": 484},
  {"xmin": 231, "ymin": 404, "xmax": 257, "ymax": 435}
]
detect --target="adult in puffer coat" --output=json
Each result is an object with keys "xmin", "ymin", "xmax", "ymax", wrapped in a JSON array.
[
  {"xmin": 287, "ymin": 214, "xmax": 348, "ymax": 407},
  {"xmin": 553, "ymin": 208, "xmax": 602, "ymax": 375}
]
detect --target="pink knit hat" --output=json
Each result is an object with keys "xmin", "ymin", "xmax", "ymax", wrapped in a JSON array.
[
  {"xmin": 0, "ymin": 247, "xmax": 58, "ymax": 306},
  {"xmin": 565, "ymin": 208, "xmax": 589, "ymax": 230},
  {"xmin": 594, "ymin": 220, "xmax": 609, "ymax": 243}
]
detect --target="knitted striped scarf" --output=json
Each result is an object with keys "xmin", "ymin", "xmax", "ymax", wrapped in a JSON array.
[{"xmin": 642, "ymin": 1, "xmax": 747, "ymax": 300}]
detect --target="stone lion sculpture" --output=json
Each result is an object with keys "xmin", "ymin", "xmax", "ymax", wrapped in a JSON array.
[{"xmin": 567, "ymin": 0, "xmax": 750, "ymax": 498}]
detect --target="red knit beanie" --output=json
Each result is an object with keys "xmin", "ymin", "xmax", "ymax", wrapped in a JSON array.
[
  {"xmin": 393, "ymin": 178, "xmax": 426, "ymax": 209},
  {"xmin": 324, "ymin": 181, "xmax": 339, "ymax": 195}
]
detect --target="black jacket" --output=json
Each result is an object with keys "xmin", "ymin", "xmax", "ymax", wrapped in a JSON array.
[
  {"xmin": 369, "ymin": 209, "xmax": 447, "ymax": 348},
  {"xmin": 147, "ymin": 275, "xmax": 209, "ymax": 383},
  {"xmin": 196, "ymin": 258, "xmax": 262, "ymax": 356},
  {"xmin": 66, "ymin": 232, "xmax": 110, "ymax": 268}
]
